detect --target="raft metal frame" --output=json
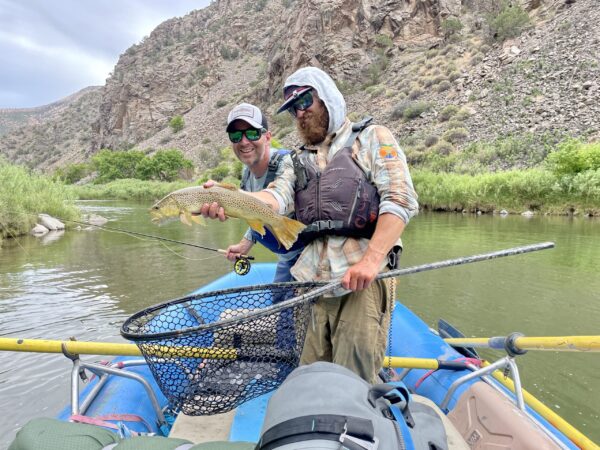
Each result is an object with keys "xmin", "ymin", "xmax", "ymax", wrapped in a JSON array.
[
  {"xmin": 65, "ymin": 356, "xmax": 167, "ymax": 430},
  {"xmin": 396, "ymin": 356, "xmax": 571, "ymax": 450}
]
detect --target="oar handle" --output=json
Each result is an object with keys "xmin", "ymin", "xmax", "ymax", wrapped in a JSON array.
[{"xmin": 445, "ymin": 335, "xmax": 600, "ymax": 352}]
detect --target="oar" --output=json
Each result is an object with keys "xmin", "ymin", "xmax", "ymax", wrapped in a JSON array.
[
  {"xmin": 0, "ymin": 338, "xmax": 237, "ymax": 359},
  {"xmin": 445, "ymin": 335, "xmax": 600, "ymax": 353}
]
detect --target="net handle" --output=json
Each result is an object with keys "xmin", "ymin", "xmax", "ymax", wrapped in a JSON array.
[{"xmin": 122, "ymin": 243, "xmax": 554, "ymax": 341}]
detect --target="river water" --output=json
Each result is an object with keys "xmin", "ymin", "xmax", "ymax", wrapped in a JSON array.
[{"xmin": 0, "ymin": 200, "xmax": 598, "ymax": 447}]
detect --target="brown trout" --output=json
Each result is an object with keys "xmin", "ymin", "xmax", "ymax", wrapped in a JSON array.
[{"xmin": 150, "ymin": 183, "xmax": 305, "ymax": 250}]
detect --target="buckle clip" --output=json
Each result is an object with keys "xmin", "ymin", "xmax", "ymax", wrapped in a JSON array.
[{"xmin": 339, "ymin": 423, "xmax": 379, "ymax": 450}]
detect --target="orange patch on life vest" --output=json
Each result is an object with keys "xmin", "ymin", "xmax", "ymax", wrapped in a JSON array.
[{"xmin": 379, "ymin": 145, "xmax": 398, "ymax": 159}]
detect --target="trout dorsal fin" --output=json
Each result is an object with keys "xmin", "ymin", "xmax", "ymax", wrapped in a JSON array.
[{"xmin": 216, "ymin": 182, "xmax": 238, "ymax": 191}]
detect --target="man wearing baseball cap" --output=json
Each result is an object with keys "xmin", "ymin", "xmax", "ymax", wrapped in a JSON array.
[
  {"xmin": 223, "ymin": 103, "xmax": 303, "ymax": 282},
  {"xmin": 202, "ymin": 69, "xmax": 418, "ymax": 383}
]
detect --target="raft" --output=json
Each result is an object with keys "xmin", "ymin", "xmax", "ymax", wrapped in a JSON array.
[{"xmin": 10, "ymin": 263, "xmax": 596, "ymax": 450}]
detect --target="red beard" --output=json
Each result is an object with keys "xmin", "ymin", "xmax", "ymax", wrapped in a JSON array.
[{"xmin": 296, "ymin": 104, "xmax": 329, "ymax": 145}]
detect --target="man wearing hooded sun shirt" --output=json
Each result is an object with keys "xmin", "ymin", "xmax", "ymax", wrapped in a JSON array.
[{"xmin": 201, "ymin": 67, "xmax": 418, "ymax": 384}]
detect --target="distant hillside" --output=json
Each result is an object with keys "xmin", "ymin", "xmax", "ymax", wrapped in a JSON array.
[
  {"xmin": 0, "ymin": 0, "xmax": 597, "ymax": 172},
  {"xmin": 0, "ymin": 87, "xmax": 101, "ymax": 136}
]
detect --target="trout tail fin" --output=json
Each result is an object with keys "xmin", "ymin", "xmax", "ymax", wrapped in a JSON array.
[{"xmin": 267, "ymin": 216, "xmax": 306, "ymax": 250}]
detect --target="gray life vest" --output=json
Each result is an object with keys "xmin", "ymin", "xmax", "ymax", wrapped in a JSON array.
[
  {"xmin": 292, "ymin": 118, "xmax": 380, "ymax": 242},
  {"xmin": 256, "ymin": 362, "xmax": 448, "ymax": 450}
]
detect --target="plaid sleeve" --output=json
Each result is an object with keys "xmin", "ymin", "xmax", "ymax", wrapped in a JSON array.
[
  {"xmin": 358, "ymin": 125, "xmax": 419, "ymax": 223},
  {"xmin": 263, "ymin": 153, "xmax": 296, "ymax": 214}
]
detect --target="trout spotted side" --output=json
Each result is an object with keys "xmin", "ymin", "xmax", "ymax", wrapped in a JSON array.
[{"xmin": 150, "ymin": 183, "xmax": 306, "ymax": 250}]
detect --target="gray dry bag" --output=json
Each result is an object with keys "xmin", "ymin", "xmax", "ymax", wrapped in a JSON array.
[{"xmin": 256, "ymin": 362, "xmax": 448, "ymax": 450}]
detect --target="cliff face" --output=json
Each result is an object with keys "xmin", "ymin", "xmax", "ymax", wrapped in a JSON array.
[{"xmin": 0, "ymin": 0, "xmax": 597, "ymax": 170}]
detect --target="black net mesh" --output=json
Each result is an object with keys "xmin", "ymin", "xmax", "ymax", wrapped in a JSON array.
[{"xmin": 121, "ymin": 281, "xmax": 323, "ymax": 415}]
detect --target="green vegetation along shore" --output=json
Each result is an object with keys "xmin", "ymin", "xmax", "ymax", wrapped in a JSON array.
[
  {"xmin": 1, "ymin": 139, "xmax": 599, "ymax": 244},
  {"xmin": 0, "ymin": 158, "xmax": 79, "ymax": 244}
]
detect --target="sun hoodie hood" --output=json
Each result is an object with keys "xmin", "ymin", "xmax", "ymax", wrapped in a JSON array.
[{"xmin": 282, "ymin": 67, "xmax": 346, "ymax": 135}]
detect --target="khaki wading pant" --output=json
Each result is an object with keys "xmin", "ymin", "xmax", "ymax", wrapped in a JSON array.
[{"xmin": 299, "ymin": 277, "xmax": 393, "ymax": 385}]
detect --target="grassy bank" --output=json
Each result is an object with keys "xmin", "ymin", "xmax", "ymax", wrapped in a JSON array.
[
  {"xmin": 70, "ymin": 176, "xmax": 242, "ymax": 201},
  {"xmin": 0, "ymin": 159, "xmax": 79, "ymax": 241},
  {"xmin": 71, "ymin": 178, "xmax": 194, "ymax": 201},
  {"xmin": 413, "ymin": 168, "xmax": 600, "ymax": 215}
]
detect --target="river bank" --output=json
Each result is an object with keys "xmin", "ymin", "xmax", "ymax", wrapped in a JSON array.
[{"xmin": 1, "ymin": 162, "xmax": 599, "ymax": 243}]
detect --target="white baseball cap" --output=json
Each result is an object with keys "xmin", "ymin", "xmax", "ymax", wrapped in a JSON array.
[{"xmin": 226, "ymin": 103, "xmax": 268, "ymax": 132}]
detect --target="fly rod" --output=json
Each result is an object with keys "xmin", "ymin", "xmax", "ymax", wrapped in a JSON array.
[{"xmin": 48, "ymin": 216, "xmax": 254, "ymax": 275}]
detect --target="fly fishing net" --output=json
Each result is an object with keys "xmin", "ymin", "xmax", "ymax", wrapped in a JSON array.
[{"xmin": 121, "ymin": 281, "xmax": 329, "ymax": 415}]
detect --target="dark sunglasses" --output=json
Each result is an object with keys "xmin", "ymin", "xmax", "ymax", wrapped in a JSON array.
[
  {"xmin": 228, "ymin": 128, "xmax": 265, "ymax": 143},
  {"xmin": 288, "ymin": 90, "xmax": 314, "ymax": 117}
]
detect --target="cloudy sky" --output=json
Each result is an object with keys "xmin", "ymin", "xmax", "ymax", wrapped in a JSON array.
[{"xmin": 0, "ymin": 0, "xmax": 210, "ymax": 109}]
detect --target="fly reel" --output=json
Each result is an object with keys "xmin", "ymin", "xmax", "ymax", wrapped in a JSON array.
[{"xmin": 234, "ymin": 256, "xmax": 251, "ymax": 276}]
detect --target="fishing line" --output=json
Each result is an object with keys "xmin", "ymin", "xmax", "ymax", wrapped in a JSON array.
[
  {"xmin": 0, "ymin": 217, "xmax": 27, "ymax": 252},
  {"xmin": 2, "ymin": 211, "xmax": 254, "ymax": 274}
]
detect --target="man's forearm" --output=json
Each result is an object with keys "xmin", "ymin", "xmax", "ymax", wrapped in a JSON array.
[
  {"xmin": 245, "ymin": 190, "xmax": 279, "ymax": 212},
  {"xmin": 362, "ymin": 213, "xmax": 406, "ymax": 266}
]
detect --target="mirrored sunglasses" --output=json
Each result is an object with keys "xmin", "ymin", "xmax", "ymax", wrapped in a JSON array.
[
  {"xmin": 228, "ymin": 128, "xmax": 265, "ymax": 143},
  {"xmin": 288, "ymin": 91, "xmax": 314, "ymax": 117}
]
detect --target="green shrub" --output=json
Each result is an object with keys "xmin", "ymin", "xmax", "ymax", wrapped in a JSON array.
[
  {"xmin": 403, "ymin": 102, "xmax": 431, "ymax": 120},
  {"xmin": 136, "ymin": 149, "xmax": 194, "ymax": 181},
  {"xmin": 430, "ymin": 140, "xmax": 454, "ymax": 156},
  {"xmin": 375, "ymin": 34, "xmax": 393, "ymax": 48},
  {"xmin": 92, "ymin": 148, "xmax": 193, "ymax": 183},
  {"xmin": 546, "ymin": 140, "xmax": 600, "ymax": 175},
  {"xmin": 92, "ymin": 149, "xmax": 146, "ymax": 183},
  {"xmin": 220, "ymin": 45, "xmax": 239, "ymax": 60},
  {"xmin": 424, "ymin": 135, "xmax": 439, "ymax": 147},
  {"xmin": 447, "ymin": 71, "xmax": 461, "ymax": 82},
  {"xmin": 53, "ymin": 163, "xmax": 91, "ymax": 184},
  {"xmin": 254, "ymin": 0, "xmax": 268, "ymax": 11},
  {"xmin": 487, "ymin": 2, "xmax": 531, "ymax": 41},
  {"xmin": 442, "ymin": 17, "xmax": 463, "ymax": 40},
  {"xmin": 215, "ymin": 100, "xmax": 228, "ymax": 108},
  {"xmin": 442, "ymin": 127, "xmax": 469, "ymax": 144},
  {"xmin": 210, "ymin": 164, "xmax": 230, "ymax": 181},
  {"xmin": 436, "ymin": 80, "xmax": 452, "ymax": 92},
  {"xmin": 408, "ymin": 88, "xmax": 423, "ymax": 99},
  {"xmin": 169, "ymin": 115, "xmax": 185, "ymax": 133},
  {"xmin": 438, "ymin": 105, "xmax": 459, "ymax": 122}
]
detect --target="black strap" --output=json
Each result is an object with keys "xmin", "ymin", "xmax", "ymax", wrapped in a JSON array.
[
  {"xmin": 263, "ymin": 150, "xmax": 286, "ymax": 188},
  {"xmin": 290, "ymin": 149, "xmax": 308, "ymax": 190},
  {"xmin": 241, "ymin": 149, "xmax": 289, "ymax": 191},
  {"xmin": 240, "ymin": 167, "xmax": 251, "ymax": 191},
  {"xmin": 257, "ymin": 414, "xmax": 374, "ymax": 450},
  {"xmin": 344, "ymin": 116, "xmax": 373, "ymax": 148},
  {"xmin": 302, "ymin": 220, "xmax": 345, "ymax": 235}
]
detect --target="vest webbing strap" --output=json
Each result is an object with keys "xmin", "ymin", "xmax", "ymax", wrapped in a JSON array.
[
  {"xmin": 241, "ymin": 149, "xmax": 289, "ymax": 191},
  {"xmin": 302, "ymin": 220, "xmax": 345, "ymax": 234}
]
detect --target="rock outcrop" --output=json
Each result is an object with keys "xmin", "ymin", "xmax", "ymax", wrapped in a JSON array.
[{"xmin": 0, "ymin": 0, "xmax": 597, "ymax": 171}]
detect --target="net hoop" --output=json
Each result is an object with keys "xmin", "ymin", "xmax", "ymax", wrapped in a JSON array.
[{"xmin": 121, "ymin": 280, "xmax": 335, "ymax": 342}]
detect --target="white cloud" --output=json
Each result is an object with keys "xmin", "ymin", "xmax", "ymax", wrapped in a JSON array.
[{"xmin": 0, "ymin": 0, "xmax": 210, "ymax": 108}]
